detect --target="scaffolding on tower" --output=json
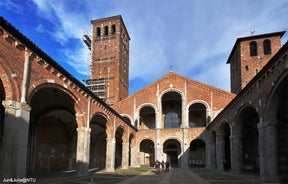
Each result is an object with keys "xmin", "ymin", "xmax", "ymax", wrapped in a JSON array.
[{"xmin": 83, "ymin": 78, "xmax": 107, "ymax": 102}]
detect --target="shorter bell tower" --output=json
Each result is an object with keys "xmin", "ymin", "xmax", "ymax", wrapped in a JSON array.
[{"xmin": 227, "ymin": 31, "xmax": 285, "ymax": 94}]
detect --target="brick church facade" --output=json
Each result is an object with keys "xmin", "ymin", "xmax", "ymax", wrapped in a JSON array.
[{"xmin": 0, "ymin": 15, "xmax": 287, "ymax": 182}]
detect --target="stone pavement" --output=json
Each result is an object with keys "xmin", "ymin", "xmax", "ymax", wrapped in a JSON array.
[{"xmin": 37, "ymin": 168, "xmax": 283, "ymax": 184}]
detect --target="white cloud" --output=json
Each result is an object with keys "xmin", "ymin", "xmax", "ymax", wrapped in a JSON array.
[
  {"xmin": 61, "ymin": 45, "xmax": 91, "ymax": 76},
  {"xmin": 0, "ymin": 0, "xmax": 23, "ymax": 13},
  {"xmin": 27, "ymin": 0, "xmax": 288, "ymax": 93}
]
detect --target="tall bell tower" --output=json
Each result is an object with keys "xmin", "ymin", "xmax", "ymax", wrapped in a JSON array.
[
  {"xmin": 227, "ymin": 31, "xmax": 285, "ymax": 94},
  {"xmin": 84, "ymin": 15, "xmax": 130, "ymax": 106}
]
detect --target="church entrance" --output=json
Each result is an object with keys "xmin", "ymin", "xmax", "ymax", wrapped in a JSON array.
[{"xmin": 163, "ymin": 139, "xmax": 181, "ymax": 167}]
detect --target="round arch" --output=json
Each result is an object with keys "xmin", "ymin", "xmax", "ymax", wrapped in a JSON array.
[
  {"xmin": 136, "ymin": 103, "xmax": 157, "ymax": 114},
  {"xmin": 115, "ymin": 125, "xmax": 124, "ymax": 169},
  {"xmin": 0, "ymin": 59, "xmax": 20, "ymax": 101},
  {"xmin": 163, "ymin": 139, "xmax": 181, "ymax": 167},
  {"xmin": 27, "ymin": 85, "xmax": 78, "ymax": 175},
  {"xmin": 159, "ymin": 88, "xmax": 184, "ymax": 99},
  {"xmin": 139, "ymin": 105, "xmax": 156, "ymax": 129},
  {"xmin": 121, "ymin": 114, "xmax": 133, "ymax": 125},
  {"xmin": 161, "ymin": 91, "xmax": 183, "ymax": 128},
  {"xmin": 264, "ymin": 73, "xmax": 287, "ymax": 181},
  {"xmin": 136, "ymin": 103, "xmax": 157, "ymax": 129},
  {"xmin": 187, "ymin": 100, "xmax": 210, "ymax": 127},
  {"xmin": 139, "ymin": 139, "xmax": 155, "ymax": 166},
  {"xmin": 236, "ymin": 106, "xmax": 260, "ymax": 173},
  {"xmin": 189, "ymin": 139, "xmax": 206, "ymax": 167},
  {"xmin": 217, "ymin": 122, "xmax": 231, "ymax": 171},
  {"xmin": 264, "ymin": 70, "xmax": 288, "ymax": 119},
  {"xmin": 89, "ymin": 112, "xmax": 108, "ymax": 169},
  {"xmin": 187, "ymin": 100, "xmax": 210, "ymax": 112},
  {"xmin": 128, "ymin": 133, "xmax": 136, "ymax": 166}
]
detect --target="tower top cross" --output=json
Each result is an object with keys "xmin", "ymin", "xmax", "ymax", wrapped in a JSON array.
[{"xmin": 170, "ymin": 65, "xmax": 174, "ymax": 72}]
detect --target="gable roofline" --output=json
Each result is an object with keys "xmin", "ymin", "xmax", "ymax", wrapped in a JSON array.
[
  {"xmin": 0, "ymin": 16, "xmax": 136, "ymax": 130},
  {"xmin": 226, "ymin": 31, "xmax": 286, "ymax": 64},
  {"xmin": 116, "ymin": 71, "xmax": 235, "ymax": 106}
]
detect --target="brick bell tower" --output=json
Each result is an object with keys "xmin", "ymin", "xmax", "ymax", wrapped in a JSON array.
[
  {"xmin": 84, "ymin": 15, "xmax": 130, "ymax": 106},
  {"xmin": 227, "ymin": 31, "xmax": 285, "ymax": 94}
]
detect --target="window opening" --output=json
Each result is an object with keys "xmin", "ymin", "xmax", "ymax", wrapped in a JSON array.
[
  {"xmin": 96, "ymin": 27, "xmax": 101, "ymax": 37},
  {"xmin": 263, "ymin": 39, "xmax": 271, "ymax": 55},
  {"xmin": 250, "ymin": 41, "xmax": 258, "ymax": 56},
  {"xmin": 104, "ymin": 26, "xmax": 109, "ymax": 36},
  {"xmin": 111, "ymin": 24, "xmax": 116, "ymax": 35}
]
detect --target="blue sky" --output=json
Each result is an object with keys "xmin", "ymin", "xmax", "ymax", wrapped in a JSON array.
[{"xmin": 1, "ymin": 0, "xmax": 287, "ymax": 94}]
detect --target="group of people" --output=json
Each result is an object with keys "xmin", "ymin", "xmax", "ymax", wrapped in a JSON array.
[{"xmin": 154, "ymin": 160, "xmax": 170, "ymax": 174}]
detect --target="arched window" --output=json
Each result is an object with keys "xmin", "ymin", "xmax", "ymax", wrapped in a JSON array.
[
  {"xmin": 139, "ymin": 106, "xmax": 156, "ymax": 129},
  {"xmin": 111, "ymin": 24, "xmax": 116, "ymax": 35},
  {"xmin": 96, "ymin": 27, "xmax": 101, "ymax": 37},
  {"xmin": 162, "ymin": 91, "xmax": 182, "ymax": 128},
  {"xmin": 104, "ymin": 26, "xmax": 109, "ymax": 36},
  {"xmin": 165, "ymin": 112, "xmax": 180, "ymax": 128},
  {"xmin": 263, "ymin": 39, "xmax": 271, "ymax": 55},
  {"xmin": 189, "ymin": 103, "xmax": 207, "ymax": 127},
  {"xmin": 250, "ymin": 41, "xmax": 258, "ymax": 56}
]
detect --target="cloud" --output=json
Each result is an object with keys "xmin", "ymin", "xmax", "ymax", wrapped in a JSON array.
[
  {"xmin": 0, "ymin": 0, "xmax": 24, "ymax": 13},
  {"xmin": 61, "ymin": 44, "xmax": 91, "ymax": 76},
  {"xmin": 26, "ymin": 0, "xmax": 288, "ymax": 94}
]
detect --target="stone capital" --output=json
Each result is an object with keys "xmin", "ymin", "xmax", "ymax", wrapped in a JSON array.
[
  {"xmin": 2, "ymin": 100, "xmax": 31, "ymax": 111},
  {"xmin": 77, "ymin": 127, "xmax": 91, "ymax": 133},
  {"xmin": 230, "ymin": 134, "xmax": 242, "ymax": 140}
]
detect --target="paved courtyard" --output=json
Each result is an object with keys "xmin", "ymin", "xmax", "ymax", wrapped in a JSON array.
[{"xmin": 36, "ymin": 167, "xmax": 283, "ymax": 184}]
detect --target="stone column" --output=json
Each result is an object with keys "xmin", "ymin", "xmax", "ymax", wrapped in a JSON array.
[
  {"xmin": 206, "ymin": 144, "xmax": 216, "ymax": 169},
  {"xmin": 105, "ymin": 138, "xmax": 116, "ymax": 172},
  {"xmin": 130, "ymin": 145, "xmax": 140, "ymax": 167},
  {"xmin": 156, "ymin": 110, "xmax": 162, "ymax": 129},
  {"xmin": 155, "ymin": 129, "xmax": 161, "ymax": 161},
  {"xmin": 182, "ymin": 98, "xmax": 189, "ymax": 128},
  {"xmin": 230, "ymin": 134, "xmax": 242, "ymax": 174},
  {"xmin": 76, "ymin": 127, "xmax": 91, "ymax": 176},
  {"xmin": 216, "ymin": 135, "xmax": 225, "ymax": 171},
  {"xmin": 1, "ymin": 101, "xmax": 31, "ymax": 178},
  {"xmin": 121, "ymin": 142, "xmax": 129, "ymax": 169},
  {"xmin": 181, "ymin": 128, "xmax": 189, "ymax": 168},
  {"xmin": 258, "ymin": 121, "xmax": 278, "ymax": 180}
]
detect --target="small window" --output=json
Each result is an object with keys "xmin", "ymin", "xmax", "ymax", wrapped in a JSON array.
[
  {"xmin": 111, "ymin": 24, "xmax": 116, "ymax": 35},
  {"xmin": 250, "ymin": 41, "xmax": 258, "ymax": 56},
  {"xmin": 104, "ymin": 26, "xmax": 109, "ymax": 36},
  {"xmin": 96, "ymin": 27, "xmax": 101, "ymax": 37},
  {"xmin": 245, "ymin": 65, "xmax": 249, "ymax": 71},
  {"xmin": 263, "ymin": 39, "xmax": 271, "ymax": 55}
]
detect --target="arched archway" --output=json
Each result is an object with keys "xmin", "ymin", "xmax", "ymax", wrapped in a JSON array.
[
  {"xmin": 238, "ymin": 106, "xmax": 259, "ymax": 173},
  {"xmin": 163, "ymin": 139, "xmax": 181, "ymax": 167},
  {"xmin": 206, "ymin": 130, "xmax": 216, "ymax": 169},
  {"xmin": 266, "ymin": 75, "xmax": 288, "ymax": 182},
  {"xmin": 28, "ymin": 87, "xmax": 77, "ymax": 175},
  {"xmin": 276, "ymin": 77, "xmax": 288, "ymax": 182},
  {"xmin": 139, "ymin": 139, "xmax": 154, "ymax": 166},
  {"xmin": 189, "ymin": 139, "xmax": 206, "ymax": 167},
  {"xmin": 139, "ymin": 106, "xmax": 156, "ymax": 129},
  {"xmin": 115, "ymin": 126, "xmax": 124, "ymax": 169},
  {"xmin": 189, "ymin": 103, "xmax": 207, "ymax": 127},
  {"xmin": 162, "ymin": 92, "xmax": 182, "ymax": 128},
  {"xmin": 89, "ymin": 113, "xmax": 107, "ymax": 170},
  {"xmin": 128, "ymin": 133, "xmax": 135, "ymax": 166},
  {"xmin": 218, "ymin": 123, "xmax": 231, "ymax": 171}
]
